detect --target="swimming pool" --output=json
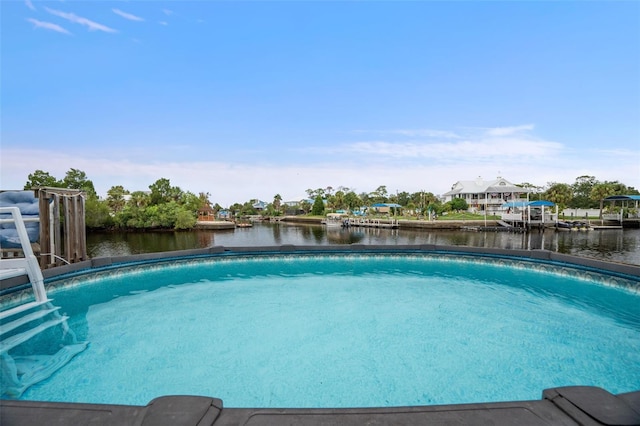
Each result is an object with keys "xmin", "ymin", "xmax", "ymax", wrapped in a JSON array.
[{"xmin": 2, "ymin": 246, "xmax": 639, "ymax": 408}]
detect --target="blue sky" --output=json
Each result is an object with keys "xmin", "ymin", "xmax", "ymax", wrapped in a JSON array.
[{"xmin": 2, "ymin": 1, "xmax": 639, "ymax": 206}]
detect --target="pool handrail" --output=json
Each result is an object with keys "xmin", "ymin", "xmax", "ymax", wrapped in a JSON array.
[{"xmin": 0, "ymin": 207, "xmax": 47, "ymax": 319}]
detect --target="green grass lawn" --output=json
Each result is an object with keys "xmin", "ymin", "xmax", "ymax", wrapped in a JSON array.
[{"xmin": 436, "ymin": 212, "xmax": 500, "ymax": 220}]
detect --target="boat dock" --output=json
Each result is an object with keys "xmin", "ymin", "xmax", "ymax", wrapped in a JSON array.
[
  {"xmin": 464, "ymin": 220, "xmax": 526, "ymax": 233},
  {"xmin": 591, "ymin": 225, "xmax": 623, "ymax": 230},
  {"xmin": 195, "ymin": 221, "xmax": 236, "ymax": 230},
  {"xmin": 344, "ymin": 218, "xmax": 399, "ymax": 229}
]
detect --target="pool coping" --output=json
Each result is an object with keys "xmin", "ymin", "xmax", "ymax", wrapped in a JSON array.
[
  {"xmin": 2, "ymin": 386, "xmax": 639, "ymax": 425},
  {"xmin": 1, "ymin": 244, "xmax": 639, "ymax": 295}
]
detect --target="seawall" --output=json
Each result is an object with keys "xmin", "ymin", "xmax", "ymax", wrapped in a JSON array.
[{"xmin": 280, "ymin": 216, "xmax": 499, "ymax": 230}]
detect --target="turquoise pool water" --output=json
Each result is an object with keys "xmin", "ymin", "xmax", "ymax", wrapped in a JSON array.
[{"xmin": 10, "ymin": 254, "xmax": 640, "ymax": 407}]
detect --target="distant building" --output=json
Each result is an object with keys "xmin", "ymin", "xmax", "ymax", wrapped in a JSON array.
[
  {"xmin": 217, "ymin": 209, "xmax": 231, "ymax": 220},
  {"xmin": 252, "ymin": 200, "xmax": 268, "ymax": 211},
  {"xmin": 197, "ymin": 205, "xmax": 216, "ymax": 222},
  {"xmin": 283, "ymin": 198, "xmax": 315, "ymax": 215},
  {"xmin": 284, "ymin": 198, "xmax": 313, "ymax": 208},
  {"xmin": 371, "ymin": 203, "xmax": 402, "ymax": 214},
  {"xmin": 442, "ymin": 176, "xmax": 531, "ymax": 214}
]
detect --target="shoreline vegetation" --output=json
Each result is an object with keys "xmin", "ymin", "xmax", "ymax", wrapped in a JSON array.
[{"xmin": 19, "ymin": 168, "xmax": 639, "ymax": 232}]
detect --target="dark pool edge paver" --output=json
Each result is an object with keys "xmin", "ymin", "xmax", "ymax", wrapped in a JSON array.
[{"xmin": 2, "ymin": 386, "xmax": 639, "ymax": 425}]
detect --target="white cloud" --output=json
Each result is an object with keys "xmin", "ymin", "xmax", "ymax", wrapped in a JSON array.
[
  {"xmin": 2, "ymin": 124, "xmax": 637, "ymax": 206},
  {"xmin": 2, "ymin": 138, "xmax": 638, "ymax": 207},
  {"xmin": 112, "ymin": 9, "xmax": 144, "ymax": 22},
  {"xmin": 26, "ymin": 18, "xmax": 72, "ymax": 35},
  {"xmin": 45, "ymin": 7, "xmax": 118, "ymax": 33},
  {"xmin": 25, "ymin": 0, "xmax": 36, "ymax": 11},
  {"xmin": 162, "ymin": 9, "xmax": 173, "ymax": 16},
  {"xmin": 484, "ymin": 124, "xmax": 535, "ymax": 137},
  {"xmin": 325, "ymin": 126, "xmax": 563, "ymax": 165},
  {"xmin": 158, "ymin": 21, "xmax": 168, "ymax": 26},
  {"xmin": 337, "ymin": 138, "xmax": 563, "ymax": 162}
]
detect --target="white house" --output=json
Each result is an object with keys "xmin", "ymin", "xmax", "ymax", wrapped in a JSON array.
[{"xmin": 442, "ymin": 176, "xmax": 531, "ymax": 214}]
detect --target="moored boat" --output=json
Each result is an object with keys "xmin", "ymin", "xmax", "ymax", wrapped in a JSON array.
[
  {"xmin": 556, "ymin": 220, "xmax": 591, "ymax": 231},
  {"xmin": 322, "ymin": 213, "xmax": 347, "ymax": 227}
]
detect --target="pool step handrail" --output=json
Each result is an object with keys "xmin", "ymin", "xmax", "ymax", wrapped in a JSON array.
[{"xmin": 0, "ymin": 206, "xmax": 47, "ymax": 305}]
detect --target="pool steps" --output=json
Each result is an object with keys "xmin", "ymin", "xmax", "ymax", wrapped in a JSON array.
[
  {"xmin": 0, "ymin": 300, "xmax": 51, "ymax": 322},
  {"xmin": 0, "ymin": 314, "xmax": 69, "ymax": 354},
  {"xmin": 0, "ymin": 304, "xmax": 60, "ymax": 337},
  {"xmin": 0, "ymin": 301, "xmax": 87, "ymax": 398}
]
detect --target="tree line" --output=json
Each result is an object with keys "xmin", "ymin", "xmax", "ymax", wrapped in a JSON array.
[{"xmin": 21, "ymin": 169, "xmax": 639, "ymax": 230}]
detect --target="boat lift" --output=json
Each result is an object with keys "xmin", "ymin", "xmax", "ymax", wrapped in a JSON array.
[{"xmin": 499, "ymin": 200, "xmax": 558, "ymax": 230}]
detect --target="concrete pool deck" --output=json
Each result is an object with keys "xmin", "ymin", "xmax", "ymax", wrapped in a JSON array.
[
  {"xmin": 1, "ymin": 245, "xmax": 639, "ymax": 425},
  {"xmin": 2, "ymin": 386, "xmax": 639, "ymax": 425}
]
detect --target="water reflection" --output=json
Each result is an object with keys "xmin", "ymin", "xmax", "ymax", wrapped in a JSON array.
[
  {"xmin": 272, "ymin": 224, "xmax": 282, "ymax": 245},
  {"xmin": 326, "ymin": 229, "xmax": 364, "ymax": 244},
  {"xmin": 86, "ymin": 223, "xmax": 640, "ymax": 266}
]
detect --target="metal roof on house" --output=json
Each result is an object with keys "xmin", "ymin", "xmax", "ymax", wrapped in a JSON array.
[{"xmin": 443, "ymin": 177, "xmax": 531, "ymax": 196}]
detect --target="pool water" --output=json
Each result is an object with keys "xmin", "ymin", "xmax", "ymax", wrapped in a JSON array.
[{"xmin": 11, "ymin": 254, "xmax": 640, "ymax": 407}]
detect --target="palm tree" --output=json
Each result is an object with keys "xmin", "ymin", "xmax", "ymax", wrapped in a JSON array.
[
  {"xmin": 370, "ymin": 185, "xmax": 388, "ymax": 204},
  {"xmin": 300, "ymin": 200, "xmax": 312, "ymax": 214},
  {"xmin": 517, "ymin": 182, "xmax": 543, "ymax": 201},
  {"xmin": 344, "ymin": 191, "xmax": 362, "ymax": 211},
  {"xmin": 129, "ymin": 191, "xmax": 150, "ymax": 208},
  {"xmin": 590, "ymin": 183, "xmax": 616, "ymax": 219},
  {"xmin": 198, "ymin": 192, "xmax": 212, "ymax": 208},
  {"xmin": 106, "ymin": 185, "xmax": 129, "ymax": 213},
  {"xmin": 543, "ymin": 183, "xmax": 572, "ymax": 213},
  {"xmin": 332, "ymin": 191, "xmax": 346, "ymax": 211},
  {"xmin": 273, "ymin": 194, "xmax": 282, "ymax": 214}
]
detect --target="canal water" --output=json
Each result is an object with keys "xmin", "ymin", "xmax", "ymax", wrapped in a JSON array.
[{"xmin": 87, "ymin": 223, "xmax": 640, "ymax": 266}]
